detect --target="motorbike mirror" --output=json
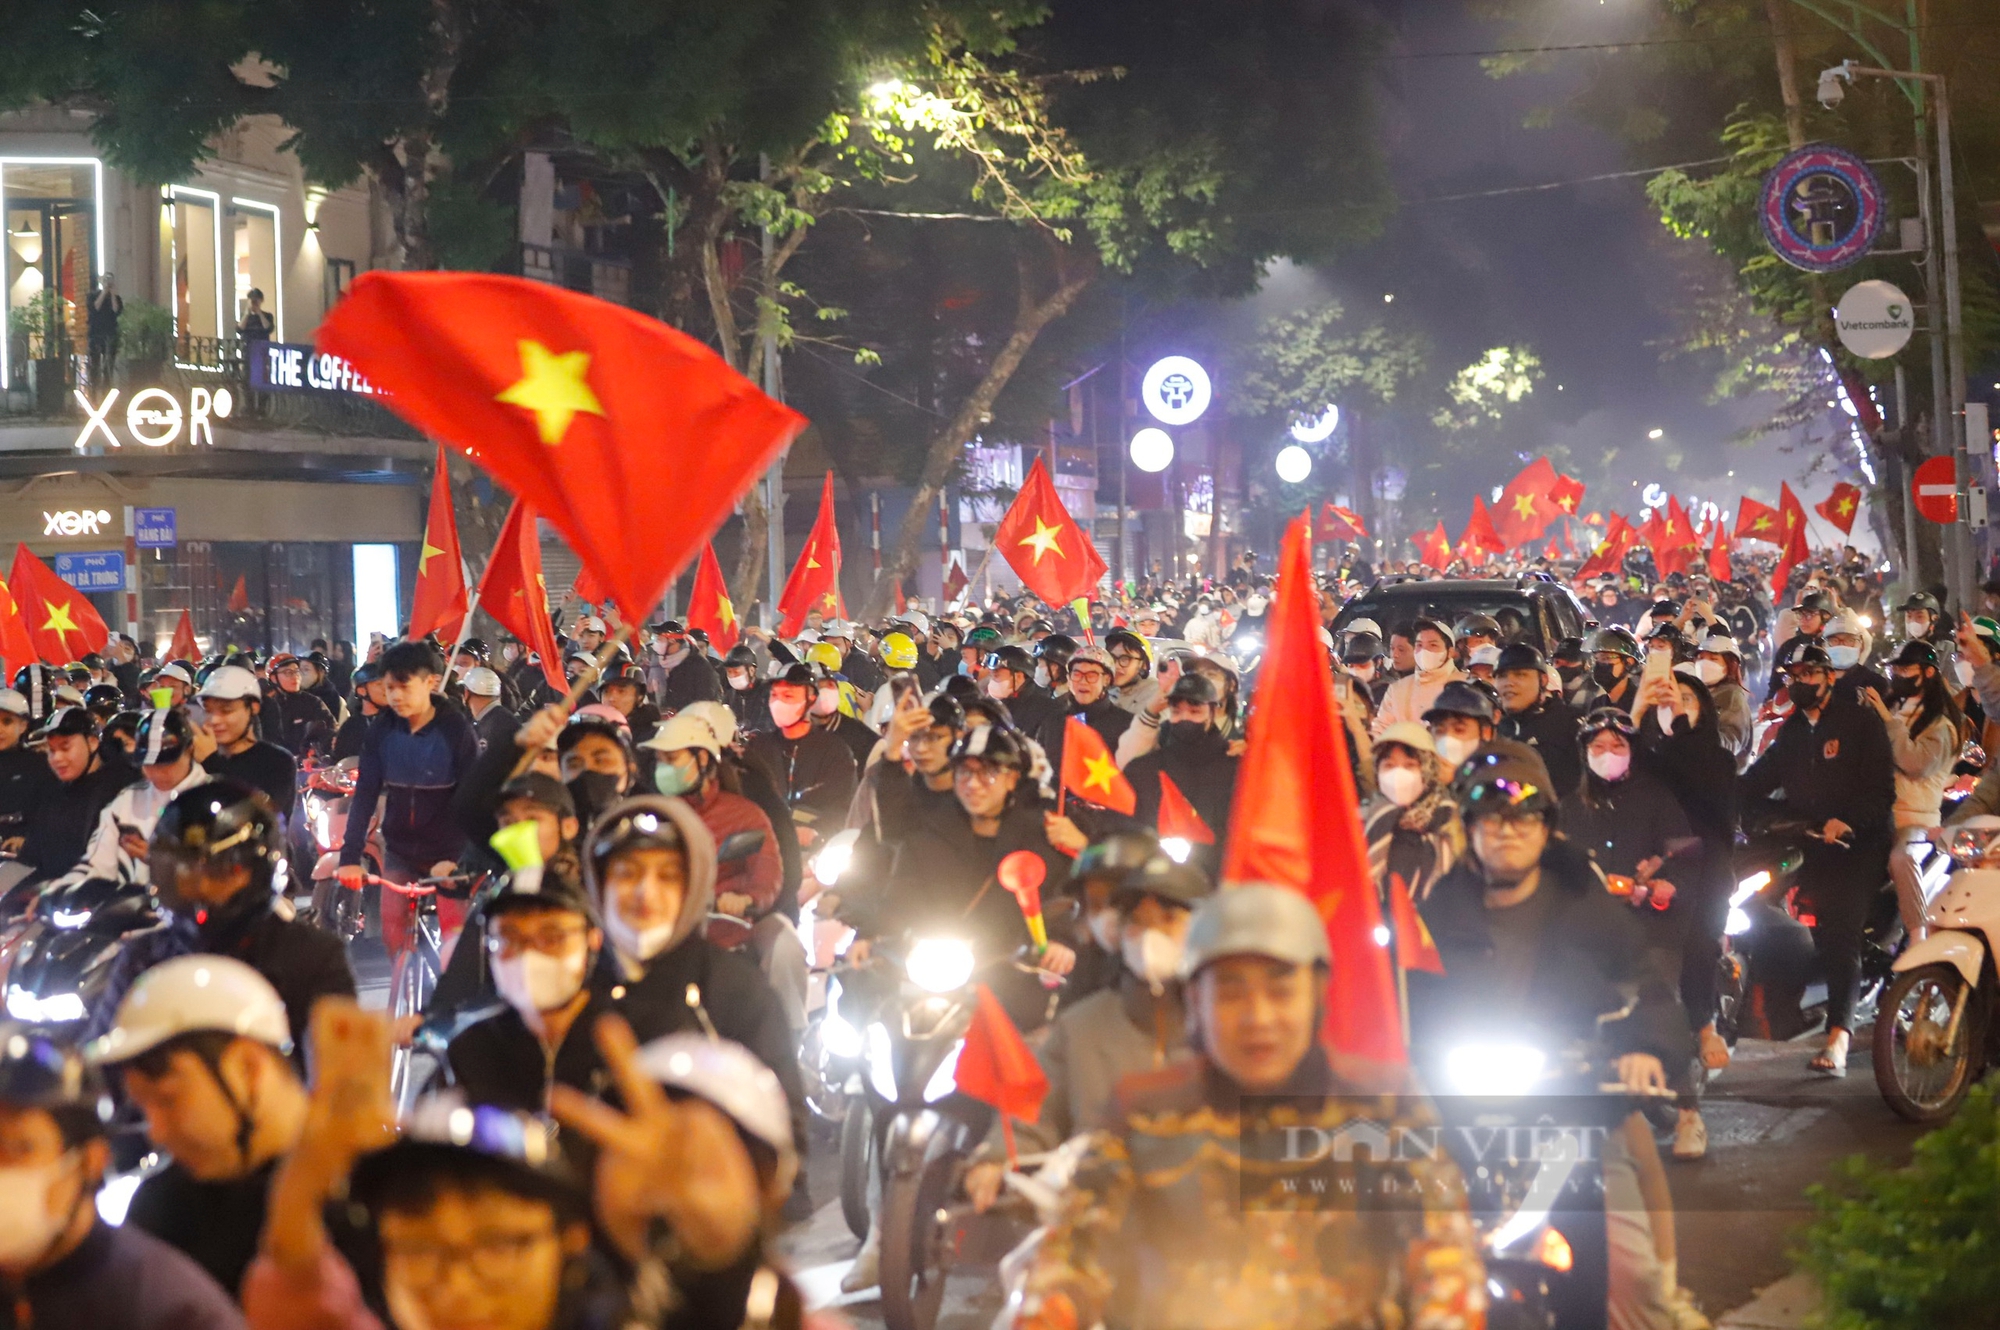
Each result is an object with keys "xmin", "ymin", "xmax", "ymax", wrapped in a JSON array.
[{"xmin": 716, "ymin": 829, "xmax": 768, "ymax": 863}]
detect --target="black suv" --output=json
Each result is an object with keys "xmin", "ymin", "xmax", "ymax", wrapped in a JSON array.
[{"xmin": 1330, "ymin": 574, "xmax": 1591, "ymax": 653}]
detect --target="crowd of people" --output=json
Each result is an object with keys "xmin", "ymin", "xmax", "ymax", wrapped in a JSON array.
[{"xmin": 0, "ymin": 529, "xmax": 1995, "ymax": 1330}]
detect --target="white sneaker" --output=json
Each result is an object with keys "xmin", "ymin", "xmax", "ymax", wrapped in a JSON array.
[
  {"xmin": 1672, "ymin": 1109, "xmax": 1707, "ymax": 1161},
  {"xmin": 840, "ymin": 1225, "xmax": 881, "ymax": 1292},
  {"xmin": 1667, "ymin": 1283, "xmax": 1713, "ymax": 1330}
]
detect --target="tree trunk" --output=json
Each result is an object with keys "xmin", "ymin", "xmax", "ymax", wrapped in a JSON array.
[
  {"xmin": 1764, "ymin": 0, "xmax": 1807, "ymax": 149},
  {"xmin": 867, "ymin": 240, "xmax": 1097, "ymax": 618}
]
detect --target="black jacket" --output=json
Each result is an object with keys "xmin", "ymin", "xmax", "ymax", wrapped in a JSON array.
[
  {"xmin": 127, "ymin": 1160, "xmax": 276, "ymax": 1299},
  {"xmin": 1034, "ymin": 697, "xmax": 1131, "ymax": 779},
  {"xmin": 0, "ymin": 743, "xmax": 52, "ymax": 836},
  {"xmin": 1498, "ymin": 695, "xmax": 1582, "ymax": 798},
  {"xmin": 1740, "ymin": 692, "xmax": 1896, "ymax": 846},
  {"xmin": 204, "ymin": 741, "xmax": 298, "ymax": 822},
  {"xmin": 446, "ymin": 982, "xmax": 623, "ymax": 1113},
  {"xmin": 653, "ymin": 650, "xmax": 722, "ymax": 713},
  {"xmin": 20, "ymin": 757, "xmax": 130, "ymax": 881},
  {"xmin": 746, "ymin": 725, "xmax": 857, "ymax": 833},
  {"xmin": 471, "ymin": 701, "xmax": 519, "ymax": 755},
  {"xmin": 200, "ymin": 896, "xmax": 358, "ymax": 1053},
  {"xmin": 865, "ymin": 803, "xmax": 1066, "ymax": 954},
  {"xmin": 815, "ymin": 711, "xmax": 879, "ymax": 769},
  {"xmin": 1563, "ymin": 768, "xmax": 1698, "ymax": 882},
  {"xmin": 1004, "ymin": 683, "xmax": 1061, "ymax": 738},
  {"xmin": 2, "ymin": 1220, "xmax": 247, "ymax": 1330},
  {"xmin": 1122, "ymin": 726, "xmax": 1237, "ymax": 852},
  {"xmin": 1415, "ymin": 836, "xmax": 1692, "ymax": 1067},
  {"xmin": 265, "ymin": 687, "xmax": 334, "ymax": 761}
]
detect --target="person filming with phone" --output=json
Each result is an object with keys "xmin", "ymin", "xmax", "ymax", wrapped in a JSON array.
[{"xmin": 1739, "ymin": 645, "xmax": 1895, "ymax": 1077}]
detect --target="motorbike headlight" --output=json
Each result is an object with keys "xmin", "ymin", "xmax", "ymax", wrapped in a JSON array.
[
  {"xmin": 814, "ymin": 828, "xmax": 860, "ymax": 888},
  {"xmin": 49, "ymin": 909, "xmax": 90, "ymax": 930},
  {"xmin": 96, "ymin": 1173, "xmax": 144, "ymax": 1226},
  {"xmin": 1724, "ymin": 906, "xmax": 1753, "ymax": 936},
  {"xmin": 1444, "ymin": 1043, "xmax": 1547, "ymax": 1097},
  {"xmin": 821, "ymin": 1011, "xmax": 863, "ymax": 1060},
  {"xmin": 865, "ymin": 1022, "xmax": 896, "ymax": 1100},
  {"xmin": 1730, "ymin": 870, "xmax": 1771, "ymax": 907},
  {"xmin": 6, "ymin": 988, "xmax": 84, "ymax": 1024},
  {"xmin": 906, "ymin": 938, "xmax": 976, "ymax": 994},
  {"xmin": 1160, "ymin": 837, "xmax": 1193, "ymax": 864},
  {"xmin": 924, "ymin": 1039, "xmax": 964, "ymax": 1103}
]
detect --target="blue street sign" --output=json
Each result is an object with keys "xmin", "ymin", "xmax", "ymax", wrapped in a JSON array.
[
  {"xmin": 134, "ymin": 507, "xmax": 176, "ymax": 549},
  {"xmin": 52, "ymin": 551, "xmax": 126, "ymax": 593}
]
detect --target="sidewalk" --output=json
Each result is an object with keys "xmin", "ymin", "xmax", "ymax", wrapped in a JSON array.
[{"xmin": 1717, "ymin": 1273, "xmax": 1819, "ymax": 1329}]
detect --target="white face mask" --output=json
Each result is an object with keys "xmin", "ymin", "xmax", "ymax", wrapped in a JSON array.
[
  {"xmin": 1120, "ymin": 928, "xmax": 1184, "ymax": 990},
  {"xmin": 1433, "ymin": 733, "xmax": 1478, "ymax": 767},
  {"xmin": 1588, "ymin": 749, "xmax": 1631, "ymax": 782},
  {"xmin": 1956, "ymin": 659, "xmax": 1977, "ymax": 688},
  {"xmin": 604, "ymin": 911, "xmax": 679, "ymax": 963},
  {"xmin": 727, "ymin": 669, "xmax": 753, "ymax": 692},
  {"xmin": 1655, "ymin": 705, "xmax": 1677, "ymax": 733},
  {"xmin": 1348, "ymin": 662, "xmax": 1377, "ymax": 682},
  {"xmin": 1087, "ymin": 908, "xmax": 1121, "ymax": 953},
  {"xmin": 1415, "ymin": 647, "xmax": 1449, "ymax": 674},
  {"xmin": 1695, "ymin": 659, "xmax": 1725, "ymax": 686},
  {"xmin": 1033, "ymin": 663, "xmax": 1051, "ymax": 689},
  {"xmin": 1827, "ymin": 644, "xmax": 1860, "ymax": 670},
  {"xmin": 1468, "ymin": 644, "xmax": 1501, "ymax": 669},
  {"xmin": 1906, "ymin": 616, "xmax": 1929, "ymax": 639},
  {"xmin": 985, "ymin": 675, "xmax": 1015, "ymax": 701},
  {"xmin": 1377, "ymin": 765, "xmax": 1425, "ymax": 807},
  {"xmin": 490, "ymin": 946, "xmax": 588, "ymax": 1015},
  {"xmin": 0, "ymin": 1155, "xmax": 80, "ymax": 1266},
  {"xmin": 769, "ymin": 696, "xmax": 808, "ymax": 727},
  {"xmin": 812, "ymin": 688, "xmax": 842, "ymax": 717}
]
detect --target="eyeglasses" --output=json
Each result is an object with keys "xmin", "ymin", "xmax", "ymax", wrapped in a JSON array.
[
  {"xmin": 385, "ymin": 1226, "xmax": 558, "ymax": 1283},
  {"xmin": 1109, "ymin": 653, "xmax": 1142, "ymax": 665},
  {"xmin": 953, "ymin": 763, "xmax": 1009, "ymax": 784},
  {"xmin": 487, "ymin": 921, "xmax": 587, "ymax": 956}
]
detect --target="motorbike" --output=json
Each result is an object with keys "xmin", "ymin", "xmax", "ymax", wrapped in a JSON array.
[
  {"xmin": 1873, "ymin": 816, "xmax": 2000, "ymax": 1122},
  {"xmin": 1432, "ymin": 1010, "xmax": 1679, "ymax": 1330},
  {"xmin": 849, "ymin": 935, "xmax": 1061, "ymax": 1330},
  {"xmin": 301, "ymin": 759, "xmax": 381, "ymax": 943},
  {"xmin": 4, "ymin": 875, "xmax": 169, "ymax": 1030}
]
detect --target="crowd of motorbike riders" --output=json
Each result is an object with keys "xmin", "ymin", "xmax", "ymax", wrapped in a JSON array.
[{"xmin": 0, "ymin": 538, "xmax": 1996, "ymax": 1330}]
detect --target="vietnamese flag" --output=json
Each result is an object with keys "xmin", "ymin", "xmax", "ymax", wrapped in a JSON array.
[
  {"xmin": 1416, "ymin": 521, "xmax": 1453, "ymax": 572},
  {"xmin": 167, "ymin": 607, "xmax": 199, "ymax": 663},
  {"xmin": 570, "ymin": 561, "xmax": 609, "ymax": 608},
  {"xmin": 1222, "ymin": 513, "xmax": 1402, "ymax": 1065},
  {"xmin": 1735, "ymin": 496, "xmax": 1782, "ymax": 543},
  {"xmin": 407, "ymin": 442, "xmax": 470, "ymax": 642},
  {"xmin": 10, "ymin": 546, "xmax": 110, "ymax": 665},
  {"xmin": 1386, "ymin": 874, "xmax": 1443, "ymax": 975},
  {"xmin": 1815, "ymin": 482, "xmax": 1862, "ymax": 535},
  {"xmin": 1779, "ymin": 482, "xmax": 1808, "ymax": 545},
  {"xmin": 1708, "ymin": 522, "xmax": 1733, "ymax": 582},
  {"xmin": 1658, "ymin": 495, "xmax": 1700, "ymax": 575},
  {"xmin": 997, "ymin": 456, "xmax": 1107, "ymax": 609},
  {"xmin": 0, "ymin": 575, "xmax": 37, "ymax": 671},
  {"xmin": 1576, "ymin": 511, "xmax": 1635, "ymax": 579},
  {"xmin": 1319, "ymin": 503, "xmax": 1368, "ymax": 543},
  {"xmin": 1549, "ymin": 472, "xmax": 1586, "ymax": 518},
  {"xmin": 1492, "ymin": 457, "xmax": 1561, "ymax": 548},
  {"xmin": 777, "ymin": 473, "xmax": 845, "ymax": 637},
  {"xmin": 1157, "ymin": 771, "xmax": 1216, "ymax": 846},
  {"xmin": 953, "ymin": 984, "xmax": 1049, "ymax": 1161},
  {"xmin": 1458, "ymin": 495, "xmax": 1505, "ymax": 560},
  {"xmin": 316, "ymin": 272, "xmax": 806, "ymax": 627},
  {"xmin": 227, "ymin": 574, "xmax": 250, "ymax": 615},
  {"xmin": 1060, "ymin": 715, "xmax": 1136, "ymax": 815},
  {"xmin": 478, "ymin": 498, "xmax": 566, "ymax": 692},
  {"xmin": 686, "ymin": 543, "xmax": 739, "ymax": 655},
  {"xmin": 942, "ymin": 555, "xmax": 969, "ymax": 606}
]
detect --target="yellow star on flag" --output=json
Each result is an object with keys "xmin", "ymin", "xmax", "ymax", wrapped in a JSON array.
[
  {"xmin": 1511, "ymin": 493, "xmax": 1537, "ymax": 519},
  {"xmin": 41, "ymin": 600, "xmax": 79, "ymax": 641},
  {"xmin": 715, "ymin": 594, "xmax": 737, "ymax": 632},
  {"xmin": 1837, "ymin": 496, "xmax": 1855, "ymax": 516},
  {"xmin": 1081, "ymin": 750, "xmax": 1120, "ymax": 797},
  {"xmin": 418, "ymin": 538, "xmax": 445, "ymax": 575},
  {"xmin": 1753, "ymin": 515, "xmax": 1773, "ymax": 531},
  {"xmin": 495, "ymin": 340, "xmax": 604, "ymax": 445},
  {"xmin": 1019, "ymin": 518, "xmax": 1066, "ymax": 565},
  {"xmin": 1557, "ymin": 494, "xmax": 1577, "ymax": 512},
  {"xmin": 1662, "ymin": 518, "xmax": 1676, "ymax": 536}
]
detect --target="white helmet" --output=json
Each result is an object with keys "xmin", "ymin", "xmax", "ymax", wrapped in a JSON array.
[
  {"xmin": 677, "ymin": 700, "xmax": 738, "ymax": 749},
  {"xmin": 643, "ymin": 711, "xmax": 721, "ymax": 757},
  {"xmin": 198, "ymin": 664, "xmax": 261, "ymax": 701},
  {"xmin": 462, "ymin": 666, "xmax": 503, "ymax": 698},
  {"xmin": 85, "ymin": 954, "xmax": 293, "ymax": 1064},
  {"xmin": 635, "ymin": 1034, "xmax": 795, "ymax": 1184}
]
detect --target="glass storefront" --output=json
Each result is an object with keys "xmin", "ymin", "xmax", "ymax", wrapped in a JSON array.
[
  {"xmin": 137, "ymin": 539, "xmax": 418, "ymax": 658},
  {"xmin": 230, "ymin": 199, "xmax": 279, "ymax": 337},
  {"xmin": 170, "ymin": 186, "xmax": 223, "ymax": 358},
  {"xmin": 1, "ymin": 158, "xmax": 101, "ymax": 392}
]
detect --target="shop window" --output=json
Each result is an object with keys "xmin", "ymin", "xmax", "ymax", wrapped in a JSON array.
[
  {"xmin": 1, "ymin": 158, "xmax": 101, "ymax": 390},
  {"xmin": 170, "ymin": 187, "xmax": 223, "ymax": 356},
  {"xmin": 230, "ymin": 199, "xmax": 280, "ymax": 339},
  {"xmin": 324, "ymin": 258, "xmax": 355, "ymax": 310}
]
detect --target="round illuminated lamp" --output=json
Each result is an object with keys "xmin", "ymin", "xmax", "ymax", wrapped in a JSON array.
[
  {"xmin": 1128, "ymin": 427, "xmax": 1175, "ymax": 474},
  {"xmin": 1289, "ymin": 405, "xmax": 1339, "ymax": 444},
  {"xmin": 1274, "ymin": 444, "xmax": 1313, "ymax": 484},
  {"xmin": 1140, "ymin": 355, "xmax": 1212, "ymax": 427}
]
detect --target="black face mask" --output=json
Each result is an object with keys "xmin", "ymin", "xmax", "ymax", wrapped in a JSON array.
[
  {"xmin": 1162, "ymin": 720, "xmax": 1212, "ymax": 749},
  {"xmin": 1591, "ymin": 660, "xmax": 1625, "ymax": 690},
  {"xmin": 568, "ymin": 770, "xmax": 626, "ymax": 826},
  {"xmin": 1884, "ymin": 675, "xmax": 1922, "ymax": 703},
  {"xmin": 1556, "ymin": 664, "xmax": 1583, "ymax": 686},
  {"xmin": 1786, "ymin": 680, "xmax": 1828, "ymax": 712}
]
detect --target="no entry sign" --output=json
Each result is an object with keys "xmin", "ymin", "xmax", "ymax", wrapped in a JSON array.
[{"xmin": 1913, "ymin": 455, "xmax": 1959, "ymax": 524}]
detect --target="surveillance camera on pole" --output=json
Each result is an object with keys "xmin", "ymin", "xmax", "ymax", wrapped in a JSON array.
[{"xmin": 1817, "ymin": 61, "xmax": 1855, "ymax": 109}]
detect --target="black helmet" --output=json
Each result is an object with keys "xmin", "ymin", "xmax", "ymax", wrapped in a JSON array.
[
  {"xmin": 0, "ymin": 1025, "xmax": 111, "ymax": 1141},
  {"xmin": 959, "ymin": 696, "xmax": 1014, "ymax": 730},
  {"xmin": 1453, "ymin": 740, "xmax": 1559, "ymax": 823},
  {"xmin": 723, "ymin": 644, "xmax": 758, "ymax": 671},
  {"xmin": 102, "ymin": 710, "xmax": 143, "ymax": 752},
  {"xmin": 1577, "ymin": 706, "xmax": 1638, "ymax": 745},
  {"xmin": 351, "ymin": 662, "xmax": 380, "ymax": 692},
  {"xmin": 352, "ymin": 1094, "xmax": 584, "ymax": 1222},
  {"xmin": 1166, "ymin": 672, "xmax": 1220, "ymax": 707},
  {"xmin": 455, "ymin": 637, "xmax": 492, "ymax": 661},
  {"xmin": 948, "ymin": 722, "xmax": 1030, "ymax": 772},
  {"xmin": 1551, "ymin": 636, "xmax": 1586, "ymax": 667},
  {"xmin": 925, "ymin": 696, "xmax": 966, "ymax": 732},
  {"xmin": 939, "ymin": 673, "xmax": 980, "ymax": 706},
  {"xmin": 1034, "ymin": 634, "xmax": 1078, "ymax": 671},
  {"xmin": 1117, "ymin": 855, "xmax": 1212, "ymax": 909},
  {"xmin": 134, "ymin": 707, "xmax": 197, "ymax": 766},
  {"xmin": 1890, "ymin": 639, "xmax": 1941, "ymax": 670},
  {"xmin": 1423, "ymin": 680, "xmax": 1498, "ymax": 726},
  {"xmin": 1781, "ymin": 642, "xmax": 1833, "ymax": 672},
  {"xmin": 1898, "ymin": 592, "xmax": 1942, "ymax": 616},
  {"xmin": 985, "ymin": 645, "xmax": 1036, "ymax": 676},
  {"xmin": 1071, "ymin": 831, "xmax": 1162, "ymax": 884},
  {"xmin": 1584, "ymin": 626, "xmax": 1641, "ymax": 660},
  {"xmin": 1453, "ymin": 613, "xmax": 1502, "ymax": 643},
  {"xmin": 1341, "ymin": 632, "xmax": 1385, "ymax": 663},
  {"xmin": 773, "ymin": 661, "xmax": 822, "ymax": 689},
  {"xmin": 12, "ymin": 665, "xmax": 59, "ymax": 721},
  {"xmin": 557, "ymin": 713, "xmax": 635, "ymax": 764},
  {"xmin": 599, "ymin": 660, "xmax": 647, "ymax": 690},
  {"xmin": 30, "ymin": 706, "xmax": 97, "ymax": 743},
  {"xmin": 1494, "ymin": 642, "xmax": 1546, "ymax": 676},
  {"xmin": 1645, "ymin": 621, "xmax": 1683, "ymax": 646},
  {"xmin": 584, "ymin": 797, "xmax": 690, "ymax": 890},
  {"xmin": 1794, "ymin": 589, "xmax": 1835, "ymax": 615},
  {"xmin": 82, "ymin": 683, "xmax": 124, "ymax": 719},
  {"xmin": 149, "ymin": 780, "xmax": 283, "ymax": 899}
]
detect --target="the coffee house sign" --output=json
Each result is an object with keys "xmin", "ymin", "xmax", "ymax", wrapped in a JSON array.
[{"xmin": 72, "ymin": 386, "xmax": 234, "ymax": 451}]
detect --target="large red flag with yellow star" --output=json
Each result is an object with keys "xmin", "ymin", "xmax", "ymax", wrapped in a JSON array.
[
  {"xmin": 316, "ymin": 272, "xmax": 806, "ymax": 627},
  {"xmin": 0, "ymin": 574, "xmax": 38, "ymax": 673},
  {"xmin": 1734, "ymin": 496, "xmax": 1782, "ymax": 543},
  {"xmin": 1457, "ymin": 495, "xmax": 1505, "ymax": 560},
  {"xmin": 477, "ymin": 498, "xmax": 566, "ymax": 692},
  {"xmin": 10, "ymin": 546, "xmax": 109, "ymax": 665},
  {"xmin": 407, "ymin": 442, "xmax": 469, "ymax": 643},
  {"xmin": 996, "ymin": 456, "xmax": 1106, "ymax": 608},
  {"xmin": 1814, "ymin": 482, "xmax": 1862, "ymax": 535},
  {"xmin": 777, "ymin": 473, "xmax": 844, "ymax": 638},
  {"xmin": 687, "ymin": 543, "xmax": 739, "ymax": 655},
  {"xmin": 1549, "ymin": 471, "xmax": 1586, "ymax": 518},
  {"xmin": 1491, "ymin": 456, "xmax": 1561, "ymax": 548},
  {"xmin": 1059, "ymin": 715, "xmax": 1136, "ymax": 815},
  {"xmin": 1416, "ymin": 521, "xmax": 1453, "ymax": 572}
]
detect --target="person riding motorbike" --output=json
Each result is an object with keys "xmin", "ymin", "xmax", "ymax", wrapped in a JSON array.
[
  {"xmin": 18, "ymin": 706, "xmax": 134, "ymax": 886},
  {"xmin": 645, "ymin": 617, "xmax": 723, "ymax": 714},
  {"xmin": 1104, "ymin": 628, "xmax": 1159, "ymax": 717},
  {"xmin": 0, "ymin": 1024, "xmax": 247, "ymax": 1328},
  {"xmin": 1339, "ymin": 631, "xmax": 1391, "ymax": 706},
  {"xmin": 0, "ymin": 687, "xmax": 45, "ymax": 855},
  {"xmin": 846, "ymin": 694, "xmax": 963, "ymax": 887},
  {"xmin": 1422, "ymin": 678, "xmax": 1499, "ymax": 770},
  {"xmin": 1363, "ymin": 722, "xmax": 1464, "ymax": 907},
  {"xmin": 193, "ymin": 665, "xmax": 297, "ymax": 820},
  {"xmin": 1865, "ymin": 640, "xmax": 1962, "ymax": 939},
  {"xmin": 1373, "ymin": 617, "xmax": 1462, "ymax": 735},
  {"xmin": 720, "ymin": 643, "xmax": 766, "ymax": 733},
  {"xmin": 1577, "ymin": 626, "xmax": 1644, "ymax": 715},
  {"xmin": 1494, "ymin": 641, "xmax": 1583, "ymax": 796},
  {"xmin": 746, "ymin": 663, "xmax": 858, "ymax": 849},
  {"xmin": 597, "ymin": 661, "xmax": 660, "ymax": 747},
  {"xmin": 147, "ymin": 780, "xmax": 357, "ymax": 1052},
  {"xmin": 1824, "ymin": 608, "xmax": 1889, "ymax": 704},
  {"xmin": 61, "ymin": 707, "xmax": 208, "ymax": 887},
  {"xmin": 1119, "ymin": 671, "xmax": 1239, "ymax": 858},
  {"xmin": 1740, "ymin": 645, "xmax": 1895, "ymax": 1076},
  {"xmin": 263, "ymin": 654, "xmax": 334, "ymax": 762},
  {"xmin": 1767, "ymin": 589, "xmax": 1833, "ymax": 694},
  {"xmin": 89, "ymin": 955, "xmax": 308, "ymax": 1299},
  {"xmin": 1061, "ymin": 832, "xmax": 1166, "ymax": 1008},
  {"xmin": 985, "ymin": 644, "xmax": 1058, "ymax": 737},
  {"xmin": 1034, "ymin": 645, "xmax": 1132, "ymax": 780},
  {"xmin": 1015, "ymin": 885, "xmax": 1486, "ymax": 1330},
  {"xmin": 1692, "ymin": 632, "xmax": 1753, "ymax": 762}
]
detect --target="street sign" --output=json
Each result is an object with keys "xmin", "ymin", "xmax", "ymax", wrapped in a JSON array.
[
  {"xmin": 1913, "ymin": 455, "xmax": 1959, "ymax": 524},
  {"xmin": 51, "ymin": 550, "xmax": 126, "ymax": 593},
  {"xmin": 1760, "ymin": 144, "xmax": 1886, "ymax": 273},
  {"xmin": 1834, "ymin": 280, "xmax": 1914, "ymax": 359},
  {"xmin": 133, "ymin": 507, "xmax": 176, "ymax": 549}
]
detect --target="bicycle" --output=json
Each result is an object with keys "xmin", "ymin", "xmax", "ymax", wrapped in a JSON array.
[{"xmin": 361, "ymin": 871, "xmax": 479, "ymax": 1110}]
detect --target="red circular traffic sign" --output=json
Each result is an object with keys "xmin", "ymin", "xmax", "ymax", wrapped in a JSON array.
[{"xmin": 1912, "ymin": 456, "xmax": 1959, "ymax": 524}]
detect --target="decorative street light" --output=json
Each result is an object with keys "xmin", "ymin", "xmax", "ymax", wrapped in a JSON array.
[
  {"xmin": 1129, "ymin": 426, "xmax": 1175, "ymax": 473},
  {"xmin": 1289, "ymin": 405, "xmax": 1339, "ymax": 444},
  {"xmin": 1275, "ymin": 444, "xmax": 1313, "ymax": 484},
  {"xmin": 1140, "ymin": 356, "xmax": 1211, "ymax": 426}
]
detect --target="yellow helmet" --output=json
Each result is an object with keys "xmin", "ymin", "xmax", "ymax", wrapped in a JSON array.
[
  {"xmin": 804, "ymin": 641, "xmax": 844, "ymax": 673},
  {"xmin": 881, "ymin": 632, "xmax": 918, "ymax": 670}
]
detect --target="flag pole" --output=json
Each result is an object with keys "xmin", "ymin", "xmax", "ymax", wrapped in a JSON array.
[{"xmin": 506, "ymin": 619, "xmax": 635, "ymax": 779}]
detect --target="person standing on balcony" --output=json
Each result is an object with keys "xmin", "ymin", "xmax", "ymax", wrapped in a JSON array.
[
  {"xmin": 87, "ymin": 273, "xmax": 122, "ymax": 392},
  {"xmin": 237, "ymin": 288, "xmax": 275, "ymax": 415}
]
